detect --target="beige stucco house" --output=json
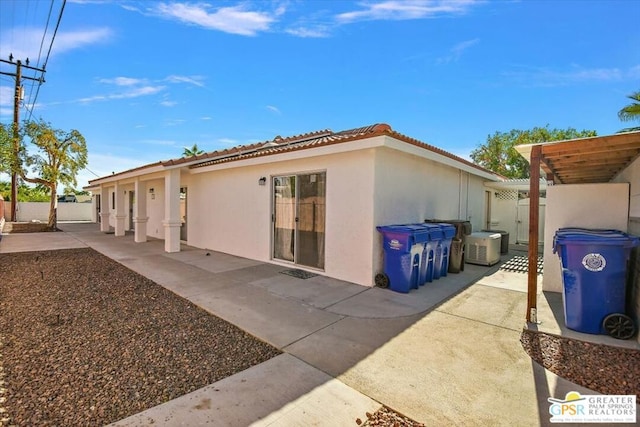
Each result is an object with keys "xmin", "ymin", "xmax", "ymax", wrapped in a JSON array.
[{"xmin": 86, "ymin": 124, "xmax": 502, "ymax": 287}]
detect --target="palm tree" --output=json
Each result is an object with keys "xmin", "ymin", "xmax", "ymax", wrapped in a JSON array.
[
  {"xmin": 618, "ymin": 90, "xmax": 640, "ymax": 132},
  {"xmin": 183, "ymin": 144, "xmax": 204, "ymax": 157}
]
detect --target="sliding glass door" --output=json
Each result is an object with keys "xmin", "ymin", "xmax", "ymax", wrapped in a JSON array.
[{"xmin": 272, "ymin": 172, "xmax": 326, "ymax": 269}]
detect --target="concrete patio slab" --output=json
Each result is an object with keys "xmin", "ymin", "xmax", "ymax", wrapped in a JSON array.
[
  {"xmin": 164, "ymin": 249, "xmax": 264, "ymax": 274},
  {"xmin": 283, "ymin": 314, "xmax": 423, "ymax": 377},
  {"xmin": 109, "ymin": 354, "xmax": 381, "ymax": 427},
  {"xmin": 250, "ymin": 273, "xmax": 367, "ymax": 310},
  {"xmin": 187, "ymin": 283, "xmax": 346, "ymax": 349},
  {"xmin": 0, "ymin": 232, "xmax": 87, "ymax": 253},
  {"xmin": 115, "ymin": 254, "xmax": 223, "ymax": 289},
  {"xmin": 337, "ymin": 310, "xmax": 542, "ymax": 426},
  {"xmin": 436, "ymin": 283, "xmax": 528, "ymax": 331},
  {"xmin": 474, "ymin": 268, "xmax": 543, "ymax": 294}
]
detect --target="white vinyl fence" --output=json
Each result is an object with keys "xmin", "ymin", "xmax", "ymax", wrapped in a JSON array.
[{"xmin": 2, "ymin": 201, "xmax": 93, "ymax": 222}]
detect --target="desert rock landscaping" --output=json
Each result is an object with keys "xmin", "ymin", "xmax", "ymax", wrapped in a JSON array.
[{"xmin": 0, "ymin": 248, "xmax": 281, "ymax": 426}]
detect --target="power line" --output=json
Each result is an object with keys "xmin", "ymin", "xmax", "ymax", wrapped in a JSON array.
[{"xmin": 24, "ymin": 0, "xmax": 65, "ymax": 122}]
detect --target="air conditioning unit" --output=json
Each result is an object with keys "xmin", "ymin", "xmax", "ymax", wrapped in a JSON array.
[{"xmin": 466, "ymin": 232, "xmax": 501, "ymax": 266}]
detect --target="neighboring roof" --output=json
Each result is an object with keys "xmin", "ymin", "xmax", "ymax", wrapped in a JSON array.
[
  {"xmin": 515, "ymin": 131, "xmax": 640, "ymax": 184},
  {"xmin": 88, "ymin": 123, "xmax": 498, "ymax": 185}
]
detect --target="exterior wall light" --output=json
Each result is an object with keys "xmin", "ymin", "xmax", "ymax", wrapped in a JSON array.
[{"xmin": 258, "ymin": 177, "xmax": 267, "ymax": 186}]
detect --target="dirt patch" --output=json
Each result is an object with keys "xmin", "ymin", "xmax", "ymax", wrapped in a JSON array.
[
  {"xmin": 0, "ymin": 248, "xmax": 281, "ymax": 426},
  {"xmin": 2, "ymin": 222, "xmax": 54, "ymax": 233}
]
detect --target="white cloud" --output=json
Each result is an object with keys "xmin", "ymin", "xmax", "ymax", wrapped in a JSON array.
[
  {"xmin": 0, "ymin": 107, "xmax": 13, "ymax": 118},
  {"xmin": 53, "ymin": 28, "xmax": 114, "ymax": 53},
  {"xmin": 69, "ymin": 73, "xmax": 206, "ymax": 106},
  {"xmin": 0, "ymin": 27, "xmax": 113, "ymax": 63},
  {"xmin": 82, "ymin": 152, "xmax": 158, "ymax": 187},
  {"xmin": 0, "ymin": 86, "xmax": 13, "ymax": 107},
  {"xmin": 163, "ymin": 119, "xmax": 186, "ymax": 127},
  {"xmin": 625, "ymin": 65, "xmax": 640, "ymax": 79},
  {"xmin": 336, "ymin": 0, "xmax": 481, "ymax": 23},
  {"xmin": 200, "ymin": 116, "xmax": 212, "ymax": 120},
  {"xmin": 266, "ymin": 105, "xmax": 281, "ymax": 114},
  {"xmin": 503, "ymin": 64, "xmax": 636, "ymax": 87},
  {"xmin": 437, "ymin": 38, "xmax": 479, "ymax": 64},
  {"xmin": 165, "ymin": 75, "xmax": 206, "ymax": 87},
  {"xmin": 77, "ymin": 85, "xmax": 165, "ymax": 104},
  {"xmin": 99, "ymin": 77, "xmax": 146, "ymax": 86},
  {"xmin": 217, "ymin": 137, "xmax": 238, "ymax": 145},
  {"xmin": 286, "ymin": 26, "xmax": 331, "ymax": 38},
  {"xmin": 152, "ymin": 3, "xmax": 280, "ymax": 36}
]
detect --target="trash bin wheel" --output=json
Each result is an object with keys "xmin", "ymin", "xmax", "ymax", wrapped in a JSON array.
[
  {"xmin": 602, "ymin": 313, "xmax": 636, "ymax": 340},
  {"xmin": 374, "ymin": 273, "xmax": 390, "ymax": 289}
]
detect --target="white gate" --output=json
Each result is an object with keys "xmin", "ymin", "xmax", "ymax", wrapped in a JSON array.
[{"xmin": 516, "ymin": 197, "xmax": 546, "ymax": 244}]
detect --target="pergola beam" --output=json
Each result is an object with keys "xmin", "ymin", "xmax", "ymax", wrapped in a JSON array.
[{"xmin": 526, "ymin": 145, "xmax": 541, "ymax": 323}]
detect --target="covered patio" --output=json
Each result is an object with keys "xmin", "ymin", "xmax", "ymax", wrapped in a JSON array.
[{"xmin": 517, "ymin": 130, "xmax": 640, "ymax": 344}]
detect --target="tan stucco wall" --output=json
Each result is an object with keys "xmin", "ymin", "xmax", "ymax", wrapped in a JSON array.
[
  {"xmin": 612, "ymin": 155, "xmax": 640, "ymax": 344},
  {"xmin": 186, "ymin": 149, "xmax": 376, "ymax": 286},
  {"xmin": 372, "ymin": 146, "xmax": 489, "ymax": 285},
  {"xmin": 543, "ymin": 183, "xmax": 630, "ymax": 294},
  {"xmin": 181, "ymin": 143, "xmax": 491, "ymax": 287}
]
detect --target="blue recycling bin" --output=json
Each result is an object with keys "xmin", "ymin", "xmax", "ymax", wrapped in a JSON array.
[
  {"xmin": 553, "ymin": 228, "xmax": 639, "ymax": 335},
  {"xmin": 418, "ymin": 224, "xmax": 444, "ymax": 284},
  {"xmin": 377, "ymin": 225, "xmax": 429, "ymax": 293},
  {"xmin": 433, "ymin": 224, "xmax": 456, "ymax": 279}
]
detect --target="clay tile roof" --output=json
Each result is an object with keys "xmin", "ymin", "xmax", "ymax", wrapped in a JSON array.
[
  {"xmin": 185, "ymin": 123, "xmax": 496, "ymax": 178},
  {"xmin": 188, "ymin": 123, "xmax": 395, "ymax": 169},
  {"xmin": 88, "ymin": 123, "xmax": 497, "ymax": 185}
]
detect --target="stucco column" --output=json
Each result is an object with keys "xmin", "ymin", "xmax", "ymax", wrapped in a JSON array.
[
  {"xmin": 114, "ymin": 182, "xmax": 126, "ymax": 237},
  {"xmin": 99, "ymin": 186, "xmax": 110, "ymax": 232},
  {"xmin": 133, "ymin": 179, "xmax": 148, "ymax": 243},
  {"xmin": 163, "ymin": 169, "xmax": 181, "ymax": 253}
]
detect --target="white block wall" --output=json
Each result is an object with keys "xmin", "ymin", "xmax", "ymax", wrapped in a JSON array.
[
  {"xmin": 6, "ymin": 201, "xmax": 93, "ymax": 222},
  {"xmin": 543, "ymin": 183, "xmax": 630, "ymax": 293},
  {"xmin": 613, "ymin": 155, "xmax": 640, "ymax": 344}
]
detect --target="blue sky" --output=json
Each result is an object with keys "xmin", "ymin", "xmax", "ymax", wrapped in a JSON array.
[{"xmin": 1, "ymin": 0, "xmax": 639, "ymax": 189}]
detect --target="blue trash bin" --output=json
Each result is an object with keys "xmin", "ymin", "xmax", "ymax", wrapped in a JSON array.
[
  {"xmin": 433, "ymin": 224, "xmax": 456, "ymax": 279},
  {"xmin": 376, "ymin": 225, "xmax": 428, "ymax": 293},
  {"xmin": 418, "ymin": 224, "xmax": 443, "ymax": 284},
  {"xmin": 553, "ymin": 228, "xmax": 639, "ymax": 336}
]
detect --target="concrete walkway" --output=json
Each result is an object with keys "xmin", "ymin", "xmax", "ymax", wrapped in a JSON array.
[{"xmin": 0, "ymin": 223, "xmax": 637, "ymax": 426}]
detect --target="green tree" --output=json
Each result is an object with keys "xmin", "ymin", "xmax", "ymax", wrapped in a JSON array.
[
  {"xmin": 62, "ymin": 186, "xmax": 90, "ymax": 196},
  {"xmin": 618, "ymin": 90, "xmax": 640, "ymax": 133},
  {"xmin": 20, "ymin": 119, "xmax": 88, "ymax": 229},
  {"xmin": 0, "ymin": 123, "xmax": 15, "ymax": 175},
  {"xmin": 0, "ymin": 181, "xmax": 50, "ymax": 202},
  {"xmin": 182, "ymin": 143, "xmax": 204, "ymax": 157},
  {"xmin": 471, "ymin": 126, "xmax": 597, "ymax": 179}
]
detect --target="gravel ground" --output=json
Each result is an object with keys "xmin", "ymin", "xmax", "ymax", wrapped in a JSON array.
[
  {"xmin": 0, "ymin": 248, "xmax": 281, "ymax": 426},
  {"xmin": 356, "ymin": 406, "xmax": 425, "ymax": 426},
  {"xmin": 520, "ymin": 329, "xmax": 640, "ymax": 395}
]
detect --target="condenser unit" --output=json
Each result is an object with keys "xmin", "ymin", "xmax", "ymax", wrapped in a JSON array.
[{"xmin": 466, "ymin": 232, "xmax": 501, "ymax": 266}]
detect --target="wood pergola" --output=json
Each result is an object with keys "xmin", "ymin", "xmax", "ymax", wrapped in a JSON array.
[{"xmin": 515, "ymin": 131, "xmax": 640, "ymax": 323}]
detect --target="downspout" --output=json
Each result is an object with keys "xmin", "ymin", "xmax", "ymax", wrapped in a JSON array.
[{"xmin": 458, "ymin": 170, "xmax": 462, "ymax": 219}]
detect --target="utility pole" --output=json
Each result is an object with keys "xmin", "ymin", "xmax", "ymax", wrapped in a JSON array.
[{"xmin": 0, "ymin": 56, "xmax": 45, "ymax": 221}]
